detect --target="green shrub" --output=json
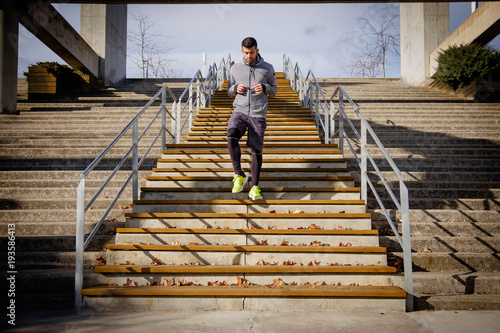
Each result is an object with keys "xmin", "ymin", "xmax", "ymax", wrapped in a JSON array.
[{"xmin": 436, "ymin": 43, "xmax": 500, "ymax": 90}]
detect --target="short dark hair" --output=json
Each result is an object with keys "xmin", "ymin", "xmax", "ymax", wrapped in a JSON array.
[{"xmin": 242, "ymin": 37, "xmax": 258, "ymax": 49}]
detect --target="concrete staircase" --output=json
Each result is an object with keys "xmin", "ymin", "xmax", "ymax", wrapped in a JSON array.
[
  {"xmin": 1, "ymin": 75, "xmax": 498, "ymax": 311},
  {"xmin": 0, "ymin": 78, "xmax": 187, "ymax": 308},
  {"xmin": 81, "ymin": 73, "xmax": 407, "ymax": 312},
  {"xmin": 319, "ymin": 78, "xmax": 500, "ymax": 310}
]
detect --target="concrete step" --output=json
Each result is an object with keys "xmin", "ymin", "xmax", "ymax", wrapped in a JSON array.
[
  {"xmin": 124, "ymin": 214, "xmax": 373, "ymax": 230},
  {"xmin": 382, "ymin": 235, "xmax": 500, "ymax": 253},
  {"xmin": 82, "ymin": 285, "xmax": 406, "ymax": 312},
  {"xmin": 156, "ymin": 158, "xmax": 348, "ymax": 169},
  {"xmin": 139, "ymin": 187, "xmax": 361, "ymax": 201},
  {"xmin": 145, "ymin": 176, "xmax": 355, "ymax": 188},
  {"xmin": 390, "ymin": 252, "xmax": 500, "ymax": 272},
  {"xmin": 130, "ymin": 199, "xmax": 367, "ymax": 214}
]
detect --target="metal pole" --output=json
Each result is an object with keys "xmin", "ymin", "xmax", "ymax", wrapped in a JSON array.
[
  {"xmin": 132, "ymin": 121, "xmax": 139, "ymax": 201},
  {"xmin": 171, "ymin": 101, "xmax": 176, "ymax": 144},
  {"xmin": 361, "ymin": 121, "xmax": 367, "ymax": 206},
  {"xmin": 330, "ymin": 101, "xmax": 335, "ymax": 144},
  {"xmin": 338, "ymin": 89, "xmax": 344, "ymax": 155},
  {"xmin": 74, "ymin": 177, "xmax": 85, "ymax": 308},
  {"xmin": 400, "ymin": 182, "xmax": 414, "ymax": 311},
  {"xmin": 176, "ymin": 102, "xmax": 181, "ymax": 144},
  {"xmin": 161, "ymin": 88, "xmax": 166, "ymax": 150},
  {"xmin": 189, "ymin": 84, "xmax": 193, "ymax": 131},
  {"xmin": 324, "ymin": 101, "xmax": 329, "ymax": 144}
]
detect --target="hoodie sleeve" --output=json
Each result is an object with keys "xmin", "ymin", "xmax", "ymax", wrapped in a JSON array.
[
  {"xmin": 227, "ymin": 68, "xmax": 237, "ymax": 97},
  {"xmin": 263, "ymin": 65, "xmax": 278, "ymax": 97}
]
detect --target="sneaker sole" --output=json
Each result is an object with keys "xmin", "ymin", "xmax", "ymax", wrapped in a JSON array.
[
  {"xmin": 232, "ymin": 176, "xmax": 248, "ymax": 193},
  {"xmin": 248, "ymin": 192, "xmax": 263, "ymax": 200}
]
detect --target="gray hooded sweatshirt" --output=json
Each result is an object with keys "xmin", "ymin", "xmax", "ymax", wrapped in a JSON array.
[{"xmin": 227, "ymin": 54, "xmax": 278, "ymax": 118}]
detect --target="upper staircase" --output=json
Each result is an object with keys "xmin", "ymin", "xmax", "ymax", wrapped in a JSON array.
[{"xmin": 81, "ymin": 73, "xmax": 407, "ymax": 312}]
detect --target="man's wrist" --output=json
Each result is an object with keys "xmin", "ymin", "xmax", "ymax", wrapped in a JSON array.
[{"xmin": 261, "ymin": 84, "xmax": 266, "ymax": 93}]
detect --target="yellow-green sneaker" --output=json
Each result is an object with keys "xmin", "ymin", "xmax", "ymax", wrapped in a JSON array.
[
  {"xmin": 232, "ymin": 174, "xmax": 248, "ymax": 193},
  {"xmin": 249, "ymin": 186, "xmax": 263, "ymax": 200}
]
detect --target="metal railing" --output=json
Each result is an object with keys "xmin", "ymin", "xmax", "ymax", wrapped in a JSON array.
[
  {"xmin": 172, "ymin": 55, "xmax": 232, "ymax": 143},
  {"xmin": 74, "ymin": 55, "xmax": 231, "ymax": 308},
  {"xmin": 284, "ymin": 55, "xmax": 413, "ymax": 311},
  {"xmin": 283, "ymin": 55, "xmax": 331, "ymax": 144}
]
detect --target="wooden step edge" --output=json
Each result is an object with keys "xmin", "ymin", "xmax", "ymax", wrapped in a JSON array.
[
  {"xmin": 157, "ymin": 158, "xmax": 348, "ymax": 163},
  {"xmin": 82, "ymin": 285, "xmax": 406, "ymax": 298},
  {"xmin": 125, "ymin": 212, "xmax": 371, "ymax": 219},
  {"xmin": 185, "ymin": 138, "xmax": 322, "ymax": 142},
  {"xmin": 115, "ymin": 228, "xmax": 378, "ymax": 235},
  {"xmin": 146, "ymin": 176, "xmax": 355, "ymax": 181},
  {"xmin": 140, "ymin": 187, "xmax": 360, "ymax": 193},
  {"xmin": 94, "ymin": 264, "xmax": 395, "ymax": 274},
  {"xmin": 106, "ymin": 244, "xmax": 386, "ymax": 253},
  {"xmin": 188, "ymin": 129, "xmax": 319, "ymax": 134},
  {"xmin": 131, "ymin": 199, "xmax": 365, "ymax": 205},
  {"xmin": 161, "ymin": 150, "xmax": 341, "ymax": 155},
  {"xmin": 151, "ymin": 168, "xmax": 350, "ymax": 172},
  {"xmin": 165, "ymin": 144, "xmax": 339, "ymax": 148}
]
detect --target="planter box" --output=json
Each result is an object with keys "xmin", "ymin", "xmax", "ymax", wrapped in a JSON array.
[
  {"xmin": 27, "ymin": 66, "xmax": 101, "ymax": 100},
  {"xmin": 27, "ymin": 66, "xmax": 57, "ymax": 99}
]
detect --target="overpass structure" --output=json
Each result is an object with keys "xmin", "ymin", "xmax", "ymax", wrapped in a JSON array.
[{"xmin": 1, "ymin": 1, "xmax": 499, "ymax": 114}]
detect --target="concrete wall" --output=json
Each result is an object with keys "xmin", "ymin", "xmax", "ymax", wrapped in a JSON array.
[
  {"xmin": 429, "ymin": 2, "xmax": 500, "ymax": 78},
  {"xmin": 400, "ymin": 3, "xmax": 449, "ymax": 86},
  {"xmin": 81, "ymin": 4, "xmax": 127, "ymax": 85}
]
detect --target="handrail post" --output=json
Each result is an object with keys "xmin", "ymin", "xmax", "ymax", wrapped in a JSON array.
[
  {"xmin": 132, "ymin": 121, "xmax": 139, "ymax": 201},
  {"xmin": 74, "ymin": 177, "xmax": 85, "ymax": 308},
  {"xmin": 171, "ymin": 101, "xmax": 176, "ymax": 144},
  {"xmin": 330, "ymin": 100, "xmax": 335, "ymax": 144},
  {"xmin": 161, "ymin": 88, "xmax": 166, "ymax": 150},
  {"xmin": 176, "ymin": 101, "xmax": 181, "ymax": 143},
  {"xmin": 360, "ymin": 121, "xmax": 367, "ymax": 206},
  {"xmin": 196, "ymin": 77, "xmax": 201, "ymax": 120},
  {"xmin": 324, "ymin": 100, "xmax": 329, "ymax": 144},
  {"xmin": 338, "ymin": 89, "xmax": 344, "ymax": 155},
  {"xmin": 188, "ymin": 84, "xmax": 193, "ymax": 131},
  {"xmin": 400, "ymin": 183, "xmax": 414, "ymax": 311}
]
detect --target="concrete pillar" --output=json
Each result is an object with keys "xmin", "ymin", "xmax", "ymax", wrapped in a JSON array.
[
  {"xmin": 81, "ymin": 4, "xmax": 127, "ymax": 85},
  {"xmin": 0, "ymin": 2, "xmax": 19, "ymax": 114},
  {"xmin": 400, "ymin": 3, "xmax": 449, "ymax": 86}
]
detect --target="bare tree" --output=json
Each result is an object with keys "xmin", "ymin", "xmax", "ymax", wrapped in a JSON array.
[
  {"xmin": 341, "ymin": 4, "xmax": 400, "ymax": 78},
  {"xmin": 128, "ymin": 10, "xmax": 184, "ymax": 78}
]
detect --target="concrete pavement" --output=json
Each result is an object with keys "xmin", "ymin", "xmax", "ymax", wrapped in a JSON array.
[{"xmin": 3, "ymin": 309, "xmax": 500, "ymax": 333}]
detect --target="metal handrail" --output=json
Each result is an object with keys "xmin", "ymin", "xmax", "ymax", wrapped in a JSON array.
[
  {"xmin": 283, "ymin": 55, "xmax": 331, "ymax": 143},
  {"xmin": 283, "ymin": 55, "xmax": 413, "ymax": 312},
  {"xmin": 172, "ymin": 55, "xmax": 231, "ymax": 143},
  {"xmin": 74, "ymin": 55, "xmax": 231, "ymax": 308}
]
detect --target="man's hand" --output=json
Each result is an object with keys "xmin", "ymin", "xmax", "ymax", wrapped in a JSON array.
[
  {"xmin": 252, "ymin": 84, "xmax": 265, "ymax": 94},
  {"xmin": 236, "ymin": 84, "xmax": 248, "ymax": 94}
]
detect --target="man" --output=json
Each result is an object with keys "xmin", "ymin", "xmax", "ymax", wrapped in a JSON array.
[{"xmin": 227, "ymin": 37, "xmax": 278, "ymax": 200}]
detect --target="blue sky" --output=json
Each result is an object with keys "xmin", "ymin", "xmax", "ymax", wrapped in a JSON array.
[{"xmin": 17, "ymin": 2, "xmax": 499, "ymax": 79}]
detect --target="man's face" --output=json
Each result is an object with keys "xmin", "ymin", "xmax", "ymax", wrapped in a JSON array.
[{"xmin": 242, "ymin": 46, "xmax": 259, "ymax": 64}]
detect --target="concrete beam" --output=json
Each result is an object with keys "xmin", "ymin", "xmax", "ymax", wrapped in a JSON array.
[
  {"xmin": 400, "ymin": 3, "xmax": 449, "ymax": 86},
  {"xmin": 18, "ymin": 1, "xmax": 99, "ymax": 76},
  {"xmin": 0, "ymin": 2, "xmax": 19, "ymax": 114},
  {"xmin": 81, "ymin": 4, "xmax": 127, "ymax": 85},
  {"xmin": 429, "ymin": 2, "xmax": 500, "ymax": 78}
]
